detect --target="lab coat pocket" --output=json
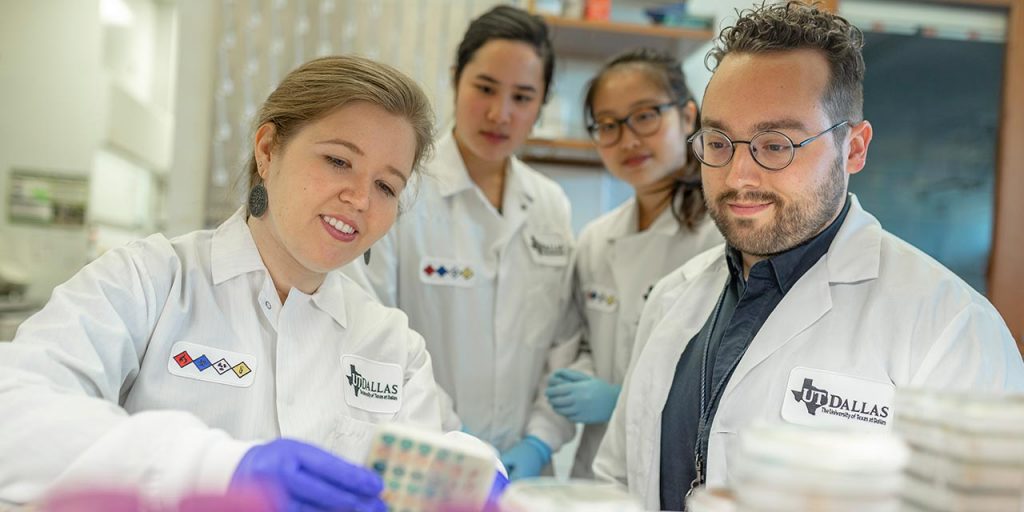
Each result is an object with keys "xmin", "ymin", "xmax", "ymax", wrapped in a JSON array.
[
  {"xmin": 709, "ymin": 430, "xmax": 739, "ymax": 487},
  {"xmin": 331, "ymin": 415, "xmax": 380, "ymax": 464},
  {"xmin": 522, "ymin": 229, "xmax": 570, "ymax": 267}
]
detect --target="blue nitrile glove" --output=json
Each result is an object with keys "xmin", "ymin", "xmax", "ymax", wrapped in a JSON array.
[
  {"xmin": 545, "ymin": 368, "xmax": 622, "ymax": 424},
  {"xmin": 499, "ymin": 435, "xmax": 551, "ymax": 481},
  {"xmin": 483, "ymin": 470, "xmax": 510, "ymax": 512},
  {"xmin": 231, "ymin": 438, "xmax": 386, "ymax": 512}
]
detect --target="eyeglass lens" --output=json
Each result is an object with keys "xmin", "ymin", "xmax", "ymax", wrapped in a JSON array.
[
  {"xmin": 591, "ymin": 107, "xmax": 664, "ymax": 146},
  {"xmin": 691, "ymin": 130, "xmax": 796, "ymax": 170}
]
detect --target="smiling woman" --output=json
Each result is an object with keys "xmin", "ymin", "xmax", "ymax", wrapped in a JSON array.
[{"xmin": 0, "ymin": 55, "xmax": 508, "ymax": 512}]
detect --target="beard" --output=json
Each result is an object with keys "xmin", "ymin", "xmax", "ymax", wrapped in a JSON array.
[{"xmin": 706, "ymin": 156, "xmax": 847, "ymax": 258}]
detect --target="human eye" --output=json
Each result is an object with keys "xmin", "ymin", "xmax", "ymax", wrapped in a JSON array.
[
  {"xmin": 474, "ymin": 84, "xmax": 495, "ymax": 95},
  {"xmin": 513, "ymin": 93, "xmax": 535, "ymax": 104},
  {"xmin": 325, "ymin": 155, "xmax": 351, "ymax": 169},
  {"xmin": 597, "ymin": 121, "xmax": 619, "ymax": 135},
  {"xmin": 755, "ymin": 133, "xmax": 792, "ymax": 153},
  {"xmin": 376, "ymin": 180, "xmax": 397, "ymax": 198},
  {"xmin": 632, "ymin": 109, "xmax": 659, "ymax": 123}
]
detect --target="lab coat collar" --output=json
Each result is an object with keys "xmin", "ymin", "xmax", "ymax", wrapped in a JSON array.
[
  {"xmin": 602, "ymin": 196, "xmax": 682, "ymax": 247},
  {"xmin": 724, "ymin": 195, "xmax": 852, "ymax": 293},
  {"xmin": 434, "ymin": 132, "xmax": 477, "ymax": 198},
  {"xmin": 211, "ymin": 208, "xmax": 350, "ymax": 329},
  {"xmin": 824, "ymin": 194, "xmax": 881, "ymax": 285},
  {"xmin": 211, "ymin": 207, "xmax": 267, "ymax": 285},
  {"xmin": 311, "ymin": 270, "xmax": 348, "ymax": 329},
  {"xmin": 432, "ymin": 131, "xmax": 540, "ymax": 213}
]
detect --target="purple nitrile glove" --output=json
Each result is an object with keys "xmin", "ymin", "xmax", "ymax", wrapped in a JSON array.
[{"xmin": 231, "ymin": 438, "xmax": 386, "ymax": 512}]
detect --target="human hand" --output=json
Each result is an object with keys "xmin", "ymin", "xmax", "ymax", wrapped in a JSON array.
[
  {"xmin": 498, "ymin": 436, "xmax": 551, "ymax": 481},
  {"xmin": 545, "ymin": 368, "xmax": 622, "ymax": 424},
  {"xmin": 482, "ymin": 469, "xmax": 510, "ymax": 512},
  {"xmin": 231, "ymin": 438, "xmax": 386, "ymax": 512}
]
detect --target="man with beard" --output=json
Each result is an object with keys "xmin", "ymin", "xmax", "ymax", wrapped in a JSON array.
[{"xmin": 591, "ymin": 3, "xmax": 1024, "ymax": 510}]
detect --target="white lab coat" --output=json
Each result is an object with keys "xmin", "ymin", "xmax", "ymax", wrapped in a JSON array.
[
  {"xmin": 0, "ymin": 209, "xmax": 446, "ymax": 505},
  {"xmin": 593, "ymin": 196, "xmax": 1024, "ymax": 510},
  {"xmin": 566, "ymin": 197, "xmax": 723, "ymax": 478},
  {"xmin": 343, "ymin": 132, "xmax": 578, "ymax": 454}
]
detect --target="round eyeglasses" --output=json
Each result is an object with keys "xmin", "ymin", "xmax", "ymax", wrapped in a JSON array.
[
  {"xmin": 587, "ymin": 101, "xmax": 681, "ymax": 147},
  {"xmin": 687, "ymin": 120, "xmax": 850, "ymax": 171}
]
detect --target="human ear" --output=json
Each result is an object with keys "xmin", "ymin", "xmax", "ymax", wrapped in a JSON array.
[
  {"xmin": 680, "ymin": 100, "xmax": 698, "ymax": 135},
  {"xmin": 253, "ymin": 122, "xmax": 278, "ymax": 180},
  {"xmin": 845, "ymin": 120, "xmax": 872, "ymax": 175}
]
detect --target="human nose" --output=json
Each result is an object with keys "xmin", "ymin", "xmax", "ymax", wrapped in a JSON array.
[
  {"xmin": 486, "ymin": 96, "xmax": 512, "ymax": 124},
  {"xmin": 338, "ymin": 173, "xmax": 372, "ymax": 211},
  {"xmin": 616, "ymin": 122, "xmax": 642, "ymax": 149},
  {"xmin": 723, "ymin": 142, "xmax": 763, "ymax": 190}
]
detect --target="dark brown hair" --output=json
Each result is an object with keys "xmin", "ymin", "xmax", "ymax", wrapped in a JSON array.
[
  {"xmin": 454, "ymin": 5, "xmax": 555, "ymax": 103},
  {"xmin": 583, "ymin": 47, "xmax": 707, "ymax": 231},
  {"xmin": 706, "ymin": 1, "xmax": 865, "ymax": 147}
]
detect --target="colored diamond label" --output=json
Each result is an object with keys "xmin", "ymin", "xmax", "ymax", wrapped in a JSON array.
[
  {"xmin": 173, "ymin": 351, "xmax": 193, "ymax": 368},
  {"xmin": 212, "ymin": 358, "xmax": 231, "ymax": 374},
  {"xmin": 232, "ymin": 361, "xmax": 252, "ymax": 378},
  {"xmin": 193, "ymin": 355, "xmax": 213, "ymax": 371}
]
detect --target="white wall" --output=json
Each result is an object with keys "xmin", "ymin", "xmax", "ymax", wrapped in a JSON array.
[
  {"xmin": 164, "ymin": 0, "xmax": 218, "ymax": 236},
  {"xmin": 0, "ymin": 0, "xmax": 103, "ymax": 301}
]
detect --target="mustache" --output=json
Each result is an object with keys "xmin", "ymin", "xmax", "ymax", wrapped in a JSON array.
[{"xmin": 716, "ymin": 189, "xmax": 781, "ymax": 204}]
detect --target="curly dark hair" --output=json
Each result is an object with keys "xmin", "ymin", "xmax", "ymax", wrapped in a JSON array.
[
  {"xmin": 583, "ymin": 48, "xmax": 707, "ymax": 231},
  {"xmin": 706, "ymin": 1, "xmax": 865, "ymax": 145}
]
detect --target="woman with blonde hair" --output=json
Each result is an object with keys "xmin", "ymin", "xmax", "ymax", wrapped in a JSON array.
[{"xmin": 0, "ymin": 55, "xmax": 460, "ymax": 512}]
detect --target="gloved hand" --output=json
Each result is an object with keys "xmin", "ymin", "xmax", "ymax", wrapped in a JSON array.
[
  {"xmin": 230, "ymin": 438, "xmax": 386, "ymax": 512},
  {"xmin": 483, "ymin": 470, "xmax": 510, "ymax": 512},
  {"xmin": 545, "ymin": 368, "xmax": 622, "ymax": 424},
  {"xmin": 499, "ymin": 435, "xmax": 551, "ymax": 481}
]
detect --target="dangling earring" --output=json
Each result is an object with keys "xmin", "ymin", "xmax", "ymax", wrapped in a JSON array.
[
  {"xmin": 248, "ymin": 181, "xmax": 268, "ymax": 218},
  {"xmin": 363, "ymin": 248, "xmax": 372, "ymax": 265}
]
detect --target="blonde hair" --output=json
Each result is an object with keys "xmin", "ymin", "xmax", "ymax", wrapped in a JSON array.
[{"xmin": 245, "ymin": 55, "xmax": 435, "ymax": 190}]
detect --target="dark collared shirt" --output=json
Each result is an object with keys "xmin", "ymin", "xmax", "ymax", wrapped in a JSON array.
[{"xmin": 659, "ymin": 196, "xmax": 852, "ymax": 511}]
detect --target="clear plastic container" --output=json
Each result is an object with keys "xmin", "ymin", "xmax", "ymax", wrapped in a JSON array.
[
  {"xmin": 905, "ymin": 445, "xmax": 1024, "ymax": 493},
  {"xmin": 731, "ymin": 424, "xmax": 908, "ymax": 512},
  {"xmin": 499, "ymin": 478, "xmax": 643, "ymax": 512},
  {"xmin": 902, "ymin": 470, "xmax": 1024, "ymax": 512},
  {"xmin": 896, "ymin": 390, "xmax": 1024, "ymax": 464}
]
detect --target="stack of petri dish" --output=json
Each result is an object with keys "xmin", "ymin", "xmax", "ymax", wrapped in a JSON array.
[
  {"xmin": 895, "ymin": 389, "xmax": 1024, "ymax": 511},
  {"xmin": 729, "ymin": 423, "xmax": 908, "ymax": 512},
  {"xmin": 499, "ymin": 477, "xmax": 644, "ymax": 512}
]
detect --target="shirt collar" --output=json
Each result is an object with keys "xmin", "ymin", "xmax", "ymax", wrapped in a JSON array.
[
  {"xmin": 726, "ymin": 194, "xmax": 853, "ymax": 293},
  {"xmin": 211, "ymin": 207, "xmax": 267, "ymax": 285},
  {"xmin": 434, "ymin": 130, "xmax": 538, "ymax": 212},
  {"xmin": 311, "ymin": 270, "xmax": 348, "ymax": 329},
  {"xmin": 434, "ymin": 131, "xmax": 478, "ymax": 198},
  {"xmin": 211, "ymin": 207, "xmax": 349, "ymax": 329}
]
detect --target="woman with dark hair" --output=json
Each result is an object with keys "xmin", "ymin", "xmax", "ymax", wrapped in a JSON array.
[
  {"xmin": 345, "ymin": 5, "xmax": 577, "ymax": 481},
  {"xmin": 545, "ymin": 48, "xmax": 722, "ymax": 478}
]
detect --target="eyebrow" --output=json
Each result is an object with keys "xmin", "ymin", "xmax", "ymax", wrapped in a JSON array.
[
  {"xmin": 317, "ymin": 138, "xmax": 409, "ymax": 186},
  {"xmin": 702, "ymin": 118, "xmax": 810, "ymax": 134},
  {"xmin": 474, "ymin": 73, "xmax": 538, "ymax": 94},
  {"xmin": 595, "ymin": 98, "xmax": 670, "ymax": 119}
]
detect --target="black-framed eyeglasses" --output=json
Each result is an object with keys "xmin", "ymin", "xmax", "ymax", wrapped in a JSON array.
[
  {"xmin": 686, "ymin": 120, "xmax": 850, "ymax": 171},
  {"xmin": 587, "ymin": 101, "xmax": 681, "ymax": 147}
]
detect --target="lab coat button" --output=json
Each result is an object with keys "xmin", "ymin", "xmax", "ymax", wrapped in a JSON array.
[{"xmin": 264, "ymin": 300, "xmax": 272, "ymax": 310}]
